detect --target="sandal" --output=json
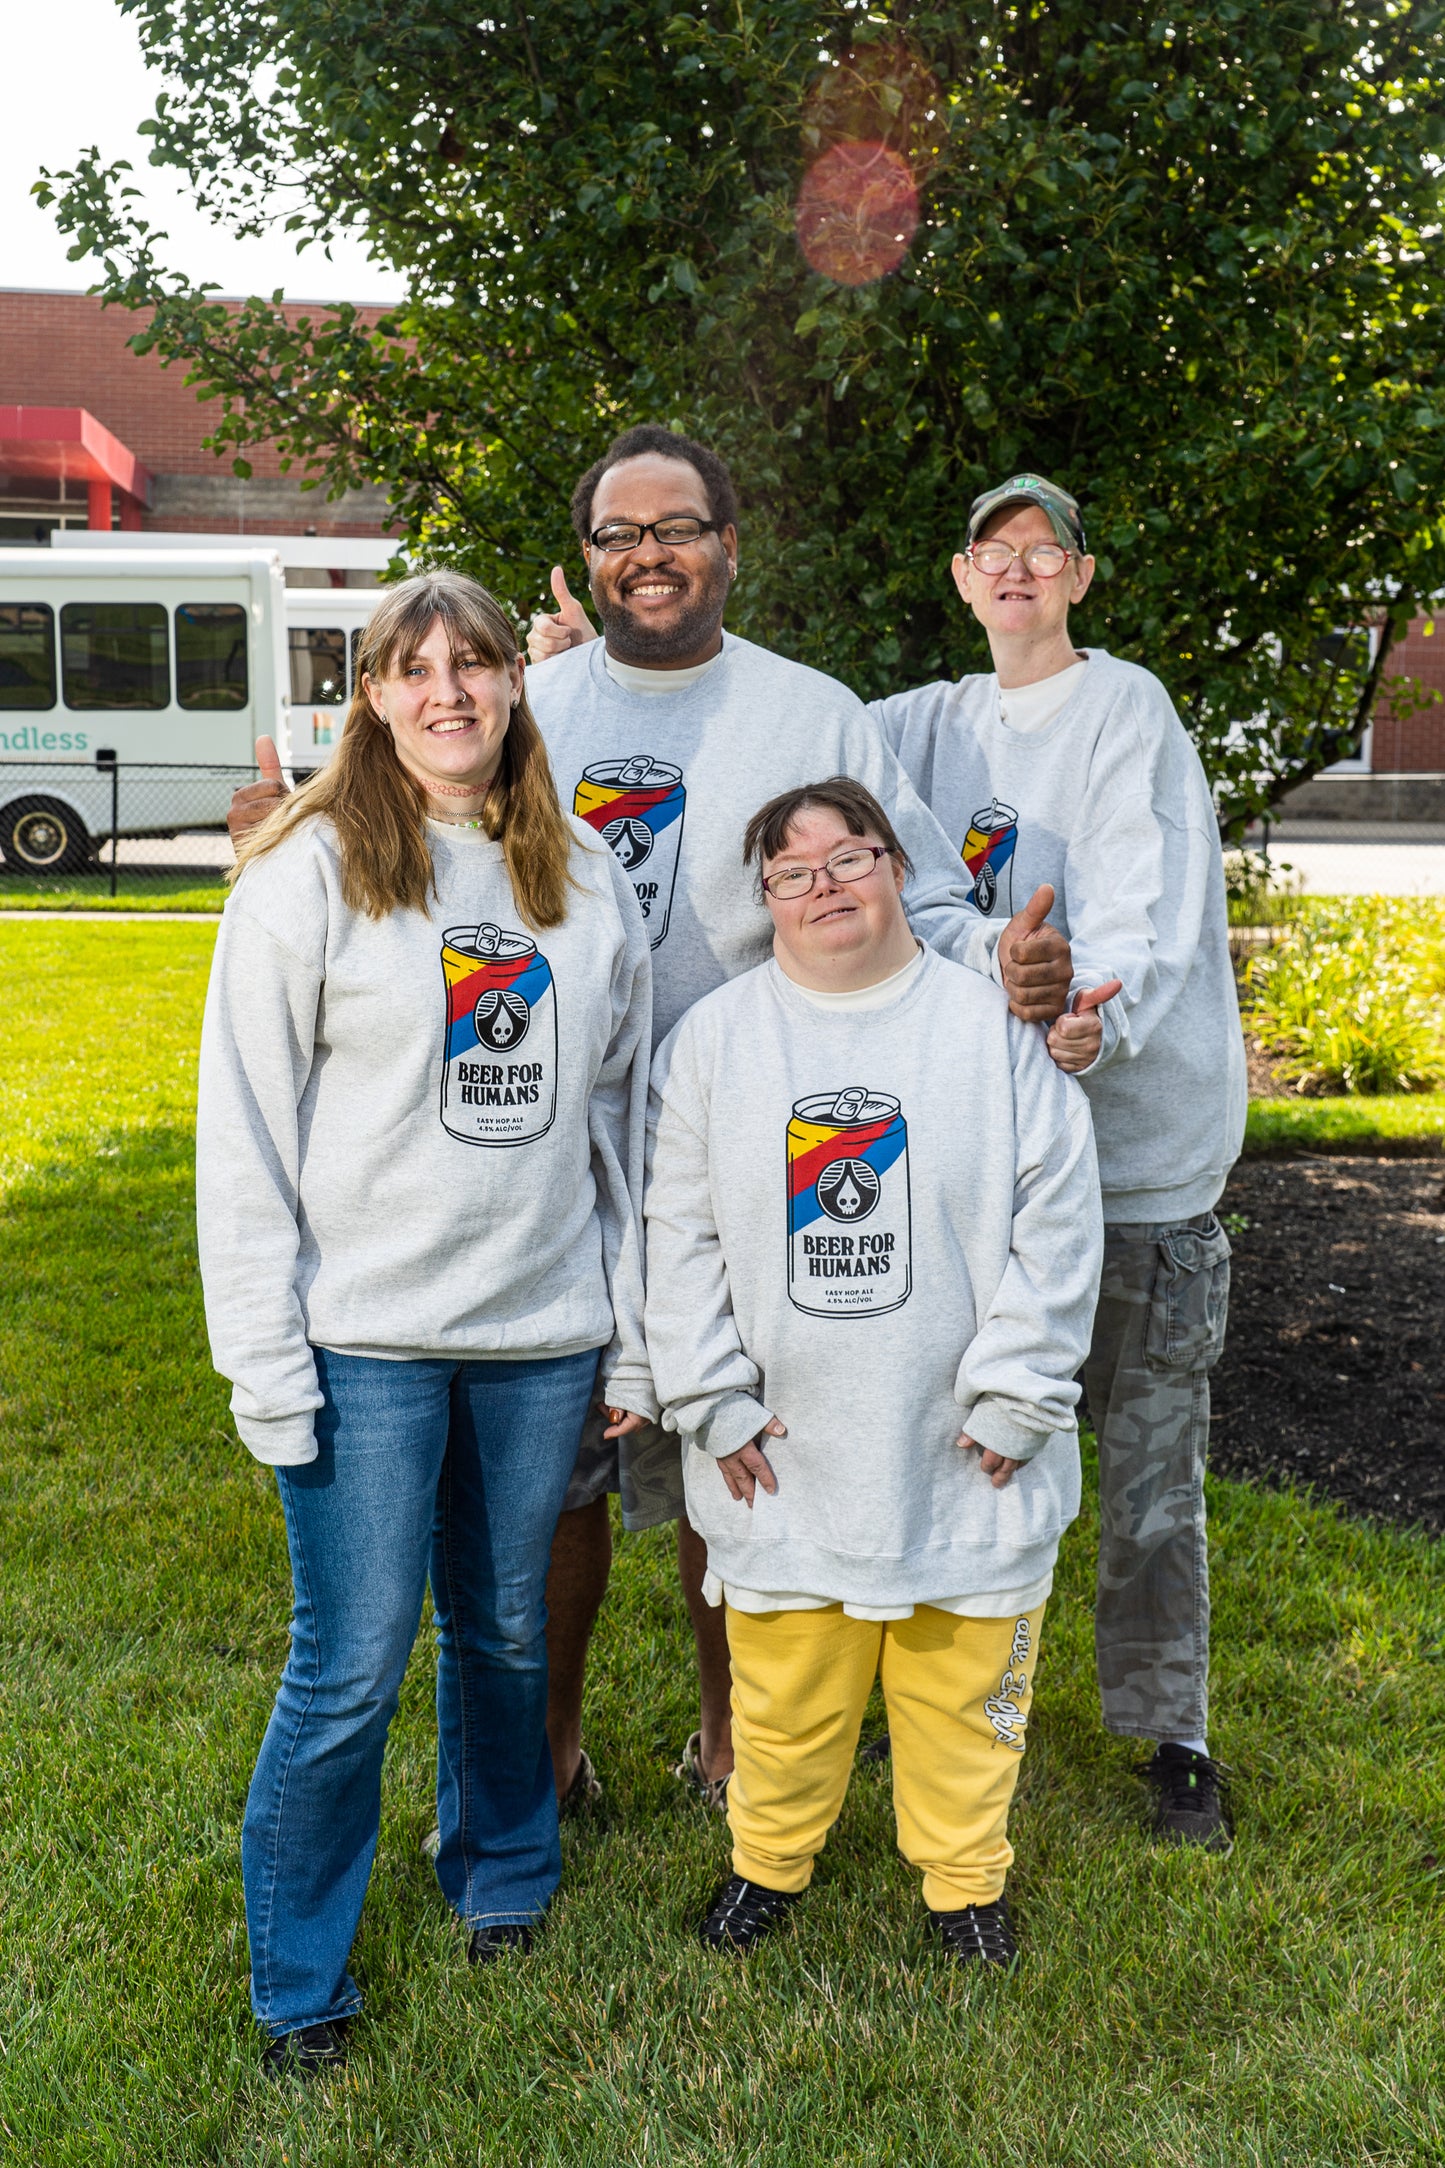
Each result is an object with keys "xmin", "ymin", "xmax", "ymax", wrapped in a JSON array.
[
  {"xmin": 559, "ymin": 1746, "xmax": 604, "ymax": 1820},
  {"xmin": 674, "ymin": 1731, "xmax": 731, "ymax": 1813}
]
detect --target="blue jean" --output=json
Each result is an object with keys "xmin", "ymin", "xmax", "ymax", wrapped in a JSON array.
[{"xmin": 242, "ymin": 1344, "xmax": 599, "ymax": 2034}]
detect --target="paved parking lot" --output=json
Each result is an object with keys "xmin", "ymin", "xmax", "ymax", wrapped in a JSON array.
[{"xmin": 1240, "ymin": 824, "xmax": 1445, "ymax": 895}]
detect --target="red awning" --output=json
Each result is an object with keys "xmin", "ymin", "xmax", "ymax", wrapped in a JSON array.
[{"xmin": 0, "ymin": 405, "xmax": 152, "ymax": 504}]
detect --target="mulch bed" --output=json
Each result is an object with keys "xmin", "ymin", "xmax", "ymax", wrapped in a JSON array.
[{"xmin": 1211, "ymin": 1156, "xmax": 1445, "ymax": 1537}]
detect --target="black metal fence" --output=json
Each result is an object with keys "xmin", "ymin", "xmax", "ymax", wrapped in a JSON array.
[{"xmin": 0, "ymin": 758, "xmax": 259, "ymax": 895}]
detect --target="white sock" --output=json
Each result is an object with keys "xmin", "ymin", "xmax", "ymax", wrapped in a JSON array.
[{"xmin": 1161, "ymin": 1736, "xmax": 1209, "ymax": 1758}]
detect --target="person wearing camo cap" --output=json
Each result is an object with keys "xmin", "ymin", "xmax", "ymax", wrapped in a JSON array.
[{"xmin": 869, "ymin": 472, "xmax": 1246, "ymax": 1852}]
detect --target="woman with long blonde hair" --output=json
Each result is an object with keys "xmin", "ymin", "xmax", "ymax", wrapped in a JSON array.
[{"xmin": 198, "ymin": 571, "xmax": 653, "ymax": 2076}]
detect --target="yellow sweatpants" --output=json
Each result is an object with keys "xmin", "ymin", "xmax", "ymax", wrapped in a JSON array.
[{"xmin": 725, "ymin": 1601, "xmax": 1046, "ymax": 1912}]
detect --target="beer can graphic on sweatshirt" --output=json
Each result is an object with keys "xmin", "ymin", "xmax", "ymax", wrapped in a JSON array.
[
  {"xmin": 786, "ymin": 1086, "xmax": 912, "ymax": 1317},
  {"xmin": 439, "ymin": 923, "xmax": 557, "ymax": 1147},
  {"xmin": 573, "ymin": 753, "xmax": 686, "ymax": 948},
  {"xmin": 962, "ymin": 797, "xmax": 1018, "ymax": 918}
]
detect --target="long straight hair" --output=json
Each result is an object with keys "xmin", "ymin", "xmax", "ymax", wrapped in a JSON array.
[{"xmin": 233, "ymin": 570, "xmax": 575, "ymax": 928}]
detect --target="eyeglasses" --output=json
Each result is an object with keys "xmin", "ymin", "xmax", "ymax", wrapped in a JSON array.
[
  {"xmin": 588, "ymin": 517, "xmax": 721, "ymax": 553},
  {"xmin": 966, "ymin": 541, "xmax": 1073, "ymax": 578},
  {"xmin": 761, "ymin": 844, "xmax": 893, "ymax": 901}
]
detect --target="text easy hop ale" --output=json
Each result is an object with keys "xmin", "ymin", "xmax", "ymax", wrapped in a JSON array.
[
  {"xmin": 786, "ymin": 1087, "xmax": 912, "ymax": 1317},
  {"xmin": 962, "ymin": 797, "xmax": 1018, "ymax": 918},
  {"xmin": 573, "ymin": 753, "xmax": 686, "ymax": 947},
  {"xmin": 439, "ymin": 923, "xmax": 557, "ymax": 1147}
]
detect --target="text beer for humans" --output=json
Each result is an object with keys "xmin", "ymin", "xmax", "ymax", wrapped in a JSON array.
[
  {"xmin": 786, "ymin": 1087, "xmax": 911, "ymax": 1316},
  {"xmin": 440, "ymin": 923, "xmax": 558, "ymax": 1144},
  {"xmin": 573, "ymin": 753, "xmax": 687, "ymax": 948}
]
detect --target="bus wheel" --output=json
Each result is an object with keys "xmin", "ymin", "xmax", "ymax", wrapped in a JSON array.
[{"xmin": 0, "ymin": 797, "xmax": 95, "ymax": 874}]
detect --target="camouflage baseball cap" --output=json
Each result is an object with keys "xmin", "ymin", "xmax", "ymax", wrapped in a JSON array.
[{"xmin": 966, "ymin": 474, "xmax": 1086, "ymax": 553}]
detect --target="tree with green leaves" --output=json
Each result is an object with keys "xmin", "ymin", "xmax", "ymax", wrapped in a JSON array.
[{"xmin": 42, "ymin": 0, "xmax": 1445, "ymax": 821}]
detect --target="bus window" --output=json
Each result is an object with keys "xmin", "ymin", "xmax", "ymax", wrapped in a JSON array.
[
  {"xmin": 0, "ymin": 605, "xmax": 56, "ymax": 710},
  {"xmin": 61, "ymin": 602, "xmax": 169, "ymax": 710},
  {"xmin": 290, "ymin": 628, "xmax": 346, "ymax": 704},
  {"xmin": 177, "ymin": 603, "xmax": 249, "ymax": 709}
]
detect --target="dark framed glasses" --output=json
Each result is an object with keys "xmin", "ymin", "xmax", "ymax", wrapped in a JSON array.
[
  {"xmin": 761, "ymin": 844, "xmax": 894, "ymax": 901},
  {"xmin": 588, "ymin": 517, "xmax": 721, "ymax": 553}
]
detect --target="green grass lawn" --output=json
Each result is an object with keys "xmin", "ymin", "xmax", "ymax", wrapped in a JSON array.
[
  {"xmin": 1245, "ymin": 1092, "xmax": 1445, "ymax": 1155},
  {"xmin": 0, "ymin": 870, "xmax": 226, "ymax": 912},
  {"xmin": 2, "ymin": 922, "xmax": 1443, "ymax": 2167}
]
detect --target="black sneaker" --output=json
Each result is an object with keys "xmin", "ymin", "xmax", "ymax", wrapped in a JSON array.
[
  {"xmin": 928, "ymin": 1897, "xmax": 1019, "ymax": 1968},
  {"xmin": 698, "ymin": 1874, "xmax": 801, "ymax": 1953},
  {"xmin": 858, "ymin": 1731, "xmax": 892, "ymax": 1764},
  {"xmin": 261, "ymin": 2017, "xmax": 351, "ymax": 2079},
  {"xmin": 467, "ymin": 1922, "xmax": 534, "ymax": 1966},
  {"xmin": 1140, "ymin": 1743, "xmax": 1233, "ymax": 1854}
]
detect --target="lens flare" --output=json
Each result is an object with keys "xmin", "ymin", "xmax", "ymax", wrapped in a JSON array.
[{"xmin": 794, "ymin": 140, "xmax": 919, "ymax": 287}]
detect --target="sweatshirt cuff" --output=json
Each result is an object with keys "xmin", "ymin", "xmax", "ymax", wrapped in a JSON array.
[
  {"xmin": 598, "ymin": 1365, "xmax": 660, "ymax": 1425},
  {"xmin": 689, "ymin": 1392, "xmax": 773, "ymax": 1460},
  {"xmin": 1066, "ymin": 975, "xmax": 1123, "ymax": 1074},
  {"xmin": 956, "ymin": 1396, "xmax": 1063, "ymax": 1465},
  {"xmin": 233, "ymin": 1407, "xmax": 319, "ymax": 1466}
]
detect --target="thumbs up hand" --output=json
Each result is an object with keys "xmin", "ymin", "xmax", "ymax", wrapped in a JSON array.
[
  {"xmin": 997, "ymin": 885, "xmax": 1074, "ymax": 1022},
  {"xmin": 527, "ymin": 566, "xmax": 598, "ymax": 664},
  {"xmin": 227, "ymin": 734, "xmax": 290, "ymax": 848},
  {"xmin": 1046, "ymin": 978, "xmax": 1124, "ymax": 1074}
]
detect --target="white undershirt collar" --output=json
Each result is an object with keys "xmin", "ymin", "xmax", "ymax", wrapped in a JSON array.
[
  {"xmin": 603, "ymin": 647, "xmax": 725, "ymax": 694},
  {"xmin": 785, "ymin": 943, "xmax": 925, "ymax": 1012},
  {"xmin": 995, "ymin": 654, "xmax": 1088, "ymax": 733}
]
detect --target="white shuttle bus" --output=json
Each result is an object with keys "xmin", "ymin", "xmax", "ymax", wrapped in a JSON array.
[{"xmin": 0, "ymin": 534, "xmax": 396, "ymax": 871}]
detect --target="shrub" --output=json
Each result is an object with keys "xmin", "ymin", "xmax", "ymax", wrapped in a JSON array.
[
  {"xmin": 1244, "ymin": 898, "xmax": 1445, "ymax": 1094},
  {"xmin": 1223, "ymin": 851, "xmax": 1305, "ymax": 929}
]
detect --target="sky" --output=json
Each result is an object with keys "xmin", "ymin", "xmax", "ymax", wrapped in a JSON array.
[{"xmin": 1, "ymin": 0, "xmax": 405, "ymax": 303}]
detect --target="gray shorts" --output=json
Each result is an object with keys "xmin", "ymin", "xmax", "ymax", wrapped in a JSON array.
[{"xmin": 560, "ymin": 1403, "xmax": 686, "ymax": 1531}]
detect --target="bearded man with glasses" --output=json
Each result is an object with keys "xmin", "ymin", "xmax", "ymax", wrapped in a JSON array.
[
  {"xmin": 870, "ymin": 474, "xmax": 1246, "ymax": 1853},
  {"xmin": 519, "ymin": 426, "xmax": 1079, "ymax": 1825}
]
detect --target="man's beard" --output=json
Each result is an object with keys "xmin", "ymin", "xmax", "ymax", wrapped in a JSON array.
[{"xmin": 593, "ymin": 554, "xmax": 731, "ymax": 665}]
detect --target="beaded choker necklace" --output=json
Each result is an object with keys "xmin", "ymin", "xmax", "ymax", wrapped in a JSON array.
[{"xmin": 429, "ymin": 811, "xmax": 490, "ymax": 830}]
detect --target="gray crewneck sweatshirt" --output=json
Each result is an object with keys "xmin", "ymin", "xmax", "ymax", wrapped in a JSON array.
[
  {"xmin": 527, "ymin": 631, "xmax": 980, "ymax": 1045},
  {"xmin": 870, "ymin": 649, "xmax": 1246, "ymax": 1223},
  {"xmin": 644, "ymin": 949, "xmax": 1102, "ymax": 1607},
  {"xmin": 196, "ymin": 817, "xmax": 655, "ymax": 1465}
]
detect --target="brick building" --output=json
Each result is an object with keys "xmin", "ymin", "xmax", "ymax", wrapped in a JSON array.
[
  {"xmin": 0, "ymin": 287, "xmax": 392, "ymax": 540},
  {"xmin": 1278, "ymin": 614, "xmax": 1445, "ymax": 819},
  {"xmin": 1371, "ymin": 617, "xmax": 1445, "ymax": 774}
]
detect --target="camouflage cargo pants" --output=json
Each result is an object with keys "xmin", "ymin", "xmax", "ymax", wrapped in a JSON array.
[{"xmin": 1083, "ymin": 1211, "xmax": 1232, "ymax": 1742}]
